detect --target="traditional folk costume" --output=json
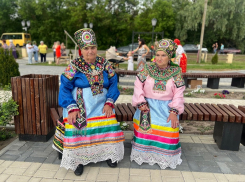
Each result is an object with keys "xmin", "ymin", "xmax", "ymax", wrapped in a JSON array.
[
  {"xmin": 131, "ymin": 39, "xmax": 185, "ymax": 169},
  {"xmin": 53, "ymin": 28, "xmax": 125, "ymax": 171},
  {"xmin": 174, "ymin": 39, "xmax": 187, "ymax": 73}
]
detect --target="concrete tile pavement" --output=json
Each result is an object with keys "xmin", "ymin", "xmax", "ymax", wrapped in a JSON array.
[{"xmin": 1, "ymin": 134, "xmax": 245, "ymax": 181}]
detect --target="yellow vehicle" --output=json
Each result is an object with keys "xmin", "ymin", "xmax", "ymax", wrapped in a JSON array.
[{"xmin": 0, "ymin": 32, "xmax": 31, "ymax": 47}]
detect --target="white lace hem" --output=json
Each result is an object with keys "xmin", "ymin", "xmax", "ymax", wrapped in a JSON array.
[
  {"xmin": 130, "ymin": 148, "xmax": 182, "ymax": 169},
  {"xmin": 60, "ymin": 142, "xmax": 124, "ymax": 171}
]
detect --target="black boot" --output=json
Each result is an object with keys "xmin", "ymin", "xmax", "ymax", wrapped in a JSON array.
[
  {"xmin": 74, "ymin": 164, "xmax": 84, "ymax": 176},
  {"xmin": 106, "ymin": 159, "xmax": 117, "ymax": 168}
]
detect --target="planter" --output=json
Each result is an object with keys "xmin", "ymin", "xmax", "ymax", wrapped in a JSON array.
[{"xmin": 11, "ymin": 74, "xmax": 59, "ymax": 142}]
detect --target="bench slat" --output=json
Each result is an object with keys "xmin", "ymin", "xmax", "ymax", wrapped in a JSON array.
[
  {"xmin": 223, "ymin": 104, "xmax": 241, "ymax": 123},
  {"xmin": 181, "ymin": 110, "xmax": 187, "ymax": 120},
  {"xmin": 184, "ymin": 103, "xmax": 197, "ymax": 120},
  {"xmin": 200, "ymin": 103, "xmax": 216, "ymax": 121},
  {"xmin": 122, "ymin": 103, "xmax": 133, "ymax": 121},
  {"xmin": 211, "ymin": 104, "xmax": 229, "ymax": 122},
  {"xmin": 195, "ymin": 103, "xmax": 209, "ymax": 121},
  {"xmin": 229, "ymin": 105, "xmax": 245, "ymax": 123},
  {"xmin": 127, "ymin": 103, "xmax": 136, "ymax": 115},
  {"xmin": 116, "ymin": 104, "xmax": 128, "ymax": 121},
  {"xmin": 189, "ymin": 103, "xmax": 203, "ymax": 121},
  {"xmin": 114, "ymin": 105, "xmax": 122, "ymax": 122},
  {"xmin": 184, "ymin": 106, "xmax": 192, "ymax": 120},
  {"xmin": 217, "ymin": 104, "xmax": 235, "ymax": 122},
  {"xmin": 238, "ymin": 106, "xmax": 245, "ymax": 113}
]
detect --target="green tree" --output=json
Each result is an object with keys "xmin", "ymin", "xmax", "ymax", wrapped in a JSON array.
[
  {"xmin": 175, "ymin": 0, "xmax": 245, "ymax": 52},
  {"xmin": 0, "ymin": 48, "xmax": 20, "ymax": 86},
  {"xmin": 134, "ymin": 0, "xmax": 175, "ymax": 44},
  {"xmin": 0, "ymin": 0, "xmax": 22, "ymax": 34}
]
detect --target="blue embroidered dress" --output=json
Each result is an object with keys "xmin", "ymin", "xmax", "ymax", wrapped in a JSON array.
[{"xmin": 53, "ymin": 56, "xmax": 125, "ymax": 171}]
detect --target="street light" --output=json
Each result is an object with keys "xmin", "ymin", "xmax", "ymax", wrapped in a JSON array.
[
  {"xmin": 151, "ymin": 18, "xmax": 157, "ymax": 59},
  {"xmin": 84, "ymin": 22, "xmax": 93, "ymax": 29},
  {"xmin": 21, "ymin": 20, "xmax": 30, "ymax": 32}
]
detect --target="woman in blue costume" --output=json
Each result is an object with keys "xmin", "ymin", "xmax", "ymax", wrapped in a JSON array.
[{"xmin": 53, "ymin": 28, "xmax": 125, "ymax": 176}]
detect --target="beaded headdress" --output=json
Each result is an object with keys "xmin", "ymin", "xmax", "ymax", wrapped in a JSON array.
[
  {"xmin": 74, "ymin": 28, "xmax": 97, "ymax": 49},
  {"xmin": 156, "ymin": 39, "xmax": 178, "ymax": 58}
]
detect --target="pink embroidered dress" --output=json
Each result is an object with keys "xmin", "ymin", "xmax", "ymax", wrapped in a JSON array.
[{"xmin": 131, "ymin": 62, "xmax": 185, "ymax": 169}]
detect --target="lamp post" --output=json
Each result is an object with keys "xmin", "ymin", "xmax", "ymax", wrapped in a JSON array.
[
  {"xmin": 21, "ymin": 20, "xmax": 30, "ymax": 32},
  {"xmin": 84, "ymin": 23, "xmax": 93, "ymax": 29},
  {"xmin": 151, "ymin": 18, "xmax": 157, "ymax": 59}
]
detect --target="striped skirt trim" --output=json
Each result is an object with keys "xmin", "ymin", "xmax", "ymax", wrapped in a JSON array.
[{"xmin": 63, "ymin": 115, "xmax": 125, "ymax": 149}]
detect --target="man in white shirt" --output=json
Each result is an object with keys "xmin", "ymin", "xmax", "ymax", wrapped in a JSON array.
[{"xmin": 26, "ymin": 41, "xmax": 34, "ymax": 64}]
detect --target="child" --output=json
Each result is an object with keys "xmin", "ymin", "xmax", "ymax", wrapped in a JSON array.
[{"xmin": 123, "ymin": 51, "xmax": 134, "ymax": 71}]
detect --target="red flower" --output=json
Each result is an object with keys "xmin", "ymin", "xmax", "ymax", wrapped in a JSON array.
[
  {"xmin": 223, "ymin": 94, "xmax": 226, "ymax": 98},
  {"xmin": 214, "ymin": 93, "xmax": 217, "ymax": 96}
]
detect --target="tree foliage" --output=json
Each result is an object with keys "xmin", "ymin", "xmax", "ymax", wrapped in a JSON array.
[
  {"xmin": 0, "ymin": 0, "xmax": 245, "ymax": 52},
  {"xmin": 175, "ymin": 0, "xmax": 245, "ymax": 52},
  {"xmin": 0, "ymin": 48, "xmax": 20, "ymax": 86}
]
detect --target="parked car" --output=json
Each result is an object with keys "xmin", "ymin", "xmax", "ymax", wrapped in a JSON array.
[
  {"xmin": 222, "ymin": 48, "xmax": 241, "ymax": 54},
  {"xmin": 183, "ymin": 44, "xmax": 208, "ymax": 53},
  {"xmin": 116, "ymin": 43, "xmax": 152, "ymax": 60}
]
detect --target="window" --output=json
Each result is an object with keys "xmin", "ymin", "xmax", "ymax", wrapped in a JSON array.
[
  {"xmin": 12, "ymin": 34, "xmax": 22, "ymax": 39},
  {"xmin": 25, "ymin": 34, "xmax": 30, "ymax": 38}
]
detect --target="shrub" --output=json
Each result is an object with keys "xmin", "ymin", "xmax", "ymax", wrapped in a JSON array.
[
  {"xmin": 0, "ymin": 48, "xmax": 20, "ymax": 86},
  {"xmin": 211, "ymin": 53, "xmax": 218, "ymax": 64},
  {"xmin": 0, "ymin": 89, "xmax": 19, "ymax": 126}
]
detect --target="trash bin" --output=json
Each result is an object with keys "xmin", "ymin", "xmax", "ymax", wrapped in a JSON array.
[{"xmin": 11, "ymin": 74, "xmax": 59, "ymax": 142}]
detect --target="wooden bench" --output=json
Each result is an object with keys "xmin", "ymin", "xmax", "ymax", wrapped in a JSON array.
[
  {"xmin": 50, "ymin": 103, "xmax": 245, "ymax": 151},
  {"xmin": 115, "ymin": 69, "xmax": 245, "ymax": 89},
  {"xmin": 239, "ymin": 106, "xmax": 245, "ymax": 146}
]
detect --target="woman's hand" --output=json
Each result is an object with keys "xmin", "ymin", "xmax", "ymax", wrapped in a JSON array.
[
  {"xmin": 138, "ymin": 105, "xmax": 149, "ymax": 111},
  {"xmin": 167, "ymin": 113, "xmax": 179, "ymax": 129},
  {"xmin": 103, "ymin": 105, "xmax": 113, "ymax": 118},
  {"xmin": 67, "ymin": 111, "xmax": 80, "ymax": 125}
]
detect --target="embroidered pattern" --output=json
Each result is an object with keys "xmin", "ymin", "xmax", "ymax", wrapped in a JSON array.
[
  {"xmin": 173, "ymin": 73, "xmax": 185, "ymax": 88},
  {"xmin": 104, "ymin": 60, "xmax": 115, "ymax": 78},
  {"xmin": 63, "ymin": 64, "xmax": 77, "ymax": 80},
  {"xmin": 67, "ymin": 104, "xmax": 79, "ymax": 113},
  {"xmin": 154, "ymin": 80, "xmax": 167, "ymax": 92},
  {"xmin": 169, "ymin": 108, "xmax": 179, "ymax": 115},
  {"xmin": 74, "ymin": 28, "xmax": 97, "ymax": 49},
  {"xmin": 139, "ymin": 110, "xmax": 152, "ymax": 134},
  {"xmin": 74, "ymin": 88, "xmax": 87, "ymax": 130},
  {"xmin": 71, "ymin": 56, "xmax": 105, "ymax": 96},
  {"xmin": 137, "ymin": 102, "xmax": 147, "ymax": 109},
  {"xmin": 137, "ymin": 63, "xmax": 183, "ymax": 92}
]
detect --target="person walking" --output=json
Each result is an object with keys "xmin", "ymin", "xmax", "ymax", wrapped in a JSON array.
[
  {"xmin": 26, "ymin": 41, "xmax": 34, "ymax": 64},
  {"xmin": 220, "ymin": 43, "xmax": 224, "ymax": 54},
  {"xmin": 132, "ymin": 39, "xmax": 150, "ymax": 71},
  {"xmin": 55, "ymin": 41, "xmax": 61, "ymax": 64},
  {"xmin": 33, "ymin": 41, "xmax": 39, "ymax": 62},
  {"xmin": 9, "ymin": 40, "xmax": 17, "ymax": 59},
  {"xmin": 38, "ymin": 41, "xmax": 48, "ymax": 62},
  {"xmin": 52, "ymin": 42, "xmax": 57, "ymax": 62}
]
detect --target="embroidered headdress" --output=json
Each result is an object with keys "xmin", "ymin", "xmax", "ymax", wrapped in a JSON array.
[
  {"xmin": 156, "ymin": 39, "xmax": 178, "ymax": 58},
  {"xmin": 74, "ymin": 28, "xmax": 97, "ymax": 49}
]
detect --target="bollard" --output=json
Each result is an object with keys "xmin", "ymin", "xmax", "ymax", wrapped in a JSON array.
[
  {"xmin": 226, "ymin": 54, "xmax": 233, "ymax": 63},
  {"xmin": 21, "ymin": 48, "xmax": 27, "ymax": 57},
  {"xmin": 201, "ymin": 52, "xmax": 207, "ymax": 62}
]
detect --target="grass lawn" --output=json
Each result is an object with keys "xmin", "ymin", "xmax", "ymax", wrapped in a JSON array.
[{"xmin": 28, "ymin": 52, "xmax": 245, "ymax": 71}]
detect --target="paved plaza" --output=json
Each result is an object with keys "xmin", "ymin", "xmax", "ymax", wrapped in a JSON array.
[{"xmin": 0, "ymin": 58, "xmax": 245, "ymax": 181}]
